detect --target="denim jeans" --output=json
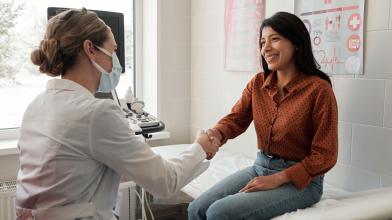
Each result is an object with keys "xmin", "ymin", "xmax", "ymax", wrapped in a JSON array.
[{"xmin": 188, "ymin": 151, "xmax": 323, "ymax": 220}]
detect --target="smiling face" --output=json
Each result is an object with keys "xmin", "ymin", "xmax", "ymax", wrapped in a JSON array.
[{"xmin": 260, "ymin": 26, "xmax": 296, "ymax": 72}]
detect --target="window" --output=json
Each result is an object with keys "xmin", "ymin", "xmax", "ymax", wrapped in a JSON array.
[{"xmin": 0, "ymin": 0, "xmax": 135, "ymax": 130}]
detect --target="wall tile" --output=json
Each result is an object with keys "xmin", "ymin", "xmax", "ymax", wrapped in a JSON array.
[
  {"xmin": 162, "ymin": 16, "xmax": 190, "ymax": 44},
  {"xmin": 190, "ymin": 99, "xmax": 222, "ymax": 129},
  {"xmin": 162, "ymin": 71, "xmax": 189, "ymax": 99},
  {"xmin": 266, "ymin": 0, "xmax": 294, "ymax": 17},
  {"xmin": 365, "ymin": 0, "xmax": 390, "ymax": 31},
  {"xmin": 191, "ymin": 14, "xmax": 223, "ymax": 45},
  {"xmin": 352, "ymin": 125, "xmax": 392, "ymax": 176},
  {"xmin": 390, "ymin": 0, "xmax": 392, "ymax": 29},
  {"xmin": 385, "ymin": 80, "xmax": 392, "ymax": 128},
  {"xmin": 162, "ymin": 0, "xmax": 190, "ymax": 18},
  {"xmin": 325, "ymin": 163, "xmax": 381, "ymax": 192},
  {"xmin": 191, "ymin": 0, "xmax": 224, "ymax": 17},
  {"xmin": 363, "ymin": 31, "xmax": 392, "ymax": 78},
  {"xmin": 381, "ymin": 175, "xmax": 392, "ymax": 187},
  {"xmin": 223, "ymin": 124, "xmax": 258, "ymax": 159},
  {"xmin": 160, "ymin": 97, "xmax": 190, "ymax": 142},
  {"xmin": 162, "ymin": 43, "xmax": 190, "ymax": 73},
  {"xmin": 190, "ymin": 71, "xmax": 224, "ymax": 101},
  {"xmin": 334, "ymin": 78, "xmax": 385, "ymax": 126},
  {"xmin": 338, "ymin": 121, "xmax": 352, "ymax": 165},
  {"xmin": 190, "ymin": 45, "xmax": 223, "ymax": 73}
]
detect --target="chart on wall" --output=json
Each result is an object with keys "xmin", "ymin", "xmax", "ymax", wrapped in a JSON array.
[
  {"xmin": 295, "ymin": 0, "xmax": 364, "ymax": 75},
  {"xmin": 224, "ymin": 0, "xmax": 265, "ymax": 72}
]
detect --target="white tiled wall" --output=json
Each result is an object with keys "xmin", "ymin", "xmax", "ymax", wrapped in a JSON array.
[
  {"xmin": 352, "ymin": 125, "xmax": 392, "ymax": 176},
  {"xmin": 385, "ymin": 80, "xmax": 392, "ymax": 128},
  {"xmin": 333, "ymin": 78, "xmax": 385, "ymax": 126},
  {"xmin": 151, "ymin": 0, "xmax": 191, "ymax": 146},
  {"xmin": 188, "ymin": 0, "xmax": 392, "ymax": 192}
]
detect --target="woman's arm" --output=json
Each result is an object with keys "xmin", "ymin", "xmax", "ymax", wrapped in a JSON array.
[{"xmin": 285, "ymin": 83, "xmax": 339, "ymax": 190}]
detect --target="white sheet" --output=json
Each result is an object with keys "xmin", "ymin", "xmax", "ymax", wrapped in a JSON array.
[
  {"xmin": 273, "ymin": 187, "xmax": 392, "ymax": 220},
  {"xmin": 152, "ymin": 144, "xmax": 392, "ymax": 219}
]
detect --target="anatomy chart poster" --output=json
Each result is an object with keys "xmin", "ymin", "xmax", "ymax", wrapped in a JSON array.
[
  {"xmin": 295, "ymin": 0, "xmax": 364, "ymax": 75},
  {"xmin": 224, "ymin": 0, "xmax": 265, "ymax": 72}
]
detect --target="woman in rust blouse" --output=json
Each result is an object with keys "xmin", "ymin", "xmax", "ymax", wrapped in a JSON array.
[{"xmin": 188, "ymin": 11, "xmax": 338, "ymax": 220}]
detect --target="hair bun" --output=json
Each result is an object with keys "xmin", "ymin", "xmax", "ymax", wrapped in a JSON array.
[
  {"xmin": 31, "ymin": 38, "xmax": 64, "ymax": 76},
  {"xmin": 30, "ymin": 48, "xmax": 46, "ymax": 66}
]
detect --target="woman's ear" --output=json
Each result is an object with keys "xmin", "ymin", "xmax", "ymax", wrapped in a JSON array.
[{"xmin": 82, "ymin": 40, "xmax": 96, "ymax": 60}]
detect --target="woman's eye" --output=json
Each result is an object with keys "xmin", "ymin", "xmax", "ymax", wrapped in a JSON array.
[{"xmin": 272, "ymin": 38, "xmax": 279, "ymax": 42}]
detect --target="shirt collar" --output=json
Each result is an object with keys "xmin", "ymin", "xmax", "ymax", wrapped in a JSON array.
[
  {"xmin": 262, "ymin": 71, "xmax": 278, "ymax": 90},
  {"xmin": 262, "ymin": 71, "xmax": 306, "ymax": 93},
  {"xmin": 46, "ymin": 79, "xmax": 95, "ymax": 98}
]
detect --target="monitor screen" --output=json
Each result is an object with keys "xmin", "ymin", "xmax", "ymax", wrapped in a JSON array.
[{"xmin": 47, "ymin": 7, "xmax": 125, "ymax": 73}]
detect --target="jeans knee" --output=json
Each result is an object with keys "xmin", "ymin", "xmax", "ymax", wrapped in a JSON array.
[
  {"xmin": 188, "ymin": 199, "xmax": 205, "ymax": 220},
  {"xmin": 205, "ymin": 201, "xmax": 230, "ymax": 220}
]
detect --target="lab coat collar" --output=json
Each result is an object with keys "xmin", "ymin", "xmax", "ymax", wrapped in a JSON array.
[{"xmin": 46, "ymin": 79, "xmax": 95, "ymax": 99}]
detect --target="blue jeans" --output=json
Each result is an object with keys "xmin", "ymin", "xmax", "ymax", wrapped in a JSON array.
[{"xmin": 188, "ymin": 151, "xmax": 323, "ymax": 220}]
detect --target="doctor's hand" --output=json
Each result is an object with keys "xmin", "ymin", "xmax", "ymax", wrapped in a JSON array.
[
  {"xmin": 194, "ymin": 130, "xmax": 219, "ymax": 160},
  {"xmin": 205, "ymin": 129, "xmax": 222, "ymax": 160}
]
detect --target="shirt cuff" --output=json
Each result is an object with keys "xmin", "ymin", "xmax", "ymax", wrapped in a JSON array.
[
  {"xmin": 285, "ymin": 162, "xmax": 312, "ymax": 190},
  {"xmin": 187, "ymin": 142, "xmax": 207, "ymax": 162},
  {"xmin": 213, "ymin": 125, "xmax": 229, "ymax": 144}
]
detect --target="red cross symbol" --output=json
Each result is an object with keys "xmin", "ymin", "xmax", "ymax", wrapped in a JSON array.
[{"xmin": 348, "ymin": 13, "xmax": 361, "ymax": 31}]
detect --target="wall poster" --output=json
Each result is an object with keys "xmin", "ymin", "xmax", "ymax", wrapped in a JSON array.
[
  {"xmin": 224, "ymin": 0, "xmax": 265, "ymax": 72},
  {"xmin": 295, "ymin": 0, "xmax": 365, "ymax": 75}
]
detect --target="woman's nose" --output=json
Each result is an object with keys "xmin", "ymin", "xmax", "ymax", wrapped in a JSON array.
[{"xmin": 264, "ymin": 40, "xmax": 271, "ymax": 49}]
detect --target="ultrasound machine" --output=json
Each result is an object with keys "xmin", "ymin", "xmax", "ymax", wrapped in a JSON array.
[
  {"xmin": 96, "ymin": 89, "xmax": 165, "ymax": 139},
  {"xmin": 47, "ymin": 7, "xmax": 165, "ymax": 139}
]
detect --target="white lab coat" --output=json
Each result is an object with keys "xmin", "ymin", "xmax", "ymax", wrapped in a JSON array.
[{"xmin": 16, "ymin": 79, "xmax": 209, "ymax": 220}]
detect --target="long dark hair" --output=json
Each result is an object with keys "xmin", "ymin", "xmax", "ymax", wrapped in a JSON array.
[{"xmin": 259, "ymin": 12, "xmax": 331, "ymax": 85}]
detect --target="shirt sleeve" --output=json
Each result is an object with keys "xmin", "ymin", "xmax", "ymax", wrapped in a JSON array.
[
  {"xmin": 88, "ymin": 101, "xmax": 209, "ymax": 198},
  {"xmin": 285, "ymin": 83, "xmax": 338, "ymax": 190},
  {"xmin": 213, "ymin": 75, "xmax": 256, "ymax": 144}
]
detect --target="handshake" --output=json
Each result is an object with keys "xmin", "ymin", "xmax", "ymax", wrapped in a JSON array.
[{"xmin": 194, "ymin": 129, "xmax": 223, "ymax": 160}]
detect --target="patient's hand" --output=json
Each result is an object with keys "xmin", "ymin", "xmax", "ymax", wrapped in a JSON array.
[
  {"xmin": 205, "ymin": 129, "xmax": 223, "ymax": 159},
  {"xmin": 239, "ymin": 171, "xmax": 289, "ymax": 192},
  {"xmin": 195, "ymin": 130, "xmax": 218, "ymax": 159},
  {"xmin": 206, "ymin": 129, "xmax": 222, "ymax": 148}
]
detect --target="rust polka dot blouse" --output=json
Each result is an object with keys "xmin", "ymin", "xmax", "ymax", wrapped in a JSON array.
[{"xmin": 214, "ymin": 71, "xmax": 338, "ymax": 190}]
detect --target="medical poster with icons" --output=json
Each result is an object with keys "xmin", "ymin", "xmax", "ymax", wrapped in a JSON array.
[{"xmin": 295, "ymin": 0, "xmax": 364, "ymax": 75}]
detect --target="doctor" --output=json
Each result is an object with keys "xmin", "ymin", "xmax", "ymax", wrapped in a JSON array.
[{"xmin": 16, "ymin": 8, "xmax": 217, "ymax": 220}]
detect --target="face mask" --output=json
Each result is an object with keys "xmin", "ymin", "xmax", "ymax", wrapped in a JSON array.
[{"xmin": 91, "ymin": 45, "xmax": 123, "ymax": 93}]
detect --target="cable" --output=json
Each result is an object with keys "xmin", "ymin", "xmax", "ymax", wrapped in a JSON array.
[
  {"xmin": 128, "ymin": 187, "xmax": 131, "ymax": 220},
  {"xmin": 141, "ymin": 188, "xmax": 146, "ymax": 219},
  {"xmin": 134, "ymin": 188, "xmax": 154, "ymax": 220},
  {"xmin": 144, "ymin": 191, "xmax": 154, "ymax": 220},
  {"xmin": 135, "ymin": 190, "xmax": 146, "ymax": 220}
]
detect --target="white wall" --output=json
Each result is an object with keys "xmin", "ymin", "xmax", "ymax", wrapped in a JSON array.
[
  {"xmin": 189, "ymin": 0, "xmax": 392, "ymax": 192},
  {"xmin": 149, "ymin": 0, "xmax": 192, "ymax": 146}
]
